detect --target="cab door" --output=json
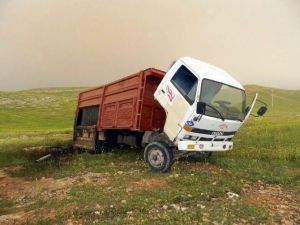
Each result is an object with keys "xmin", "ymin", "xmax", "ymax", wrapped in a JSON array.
[
  {"xmin": 244, "ymin": 93, "xmax": 258, "ymax": 122},
  {"xmin": 155, "ymin": 64, "xmax": 198, "ymax": 141}
]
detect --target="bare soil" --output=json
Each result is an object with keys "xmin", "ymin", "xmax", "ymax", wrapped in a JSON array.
[
  {"xmin": 243, "ymin": 182, "xmax": 300, "ymax": 225},
  {"xmin": 0, "ymin": 168, "xmax": 110, "ymax": 225},
  {"xmin": 130, "ymin": 178, "xmax": 167, "ymax": 191},
  {"xmin": 1, "ymin": 166, "xmax": 299, "ymax": 225}
]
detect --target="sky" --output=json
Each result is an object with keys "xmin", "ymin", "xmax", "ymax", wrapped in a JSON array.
[{"xmin": 0, "ymin": 0, "xmax": 299, "ymax": 91}]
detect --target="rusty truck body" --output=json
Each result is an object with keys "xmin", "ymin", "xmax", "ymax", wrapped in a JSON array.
[{"xmin": 74, "ymin": 68, "xmax": 166, "ymax": 151}]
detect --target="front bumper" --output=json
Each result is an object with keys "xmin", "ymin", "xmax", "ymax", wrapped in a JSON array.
[{"xmin": 177, "ymin": 140, "xmax": 233, "ymax": 152}]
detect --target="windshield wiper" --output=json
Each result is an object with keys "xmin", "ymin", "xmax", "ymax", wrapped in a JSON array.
[{"xmin": 206, "ymin": 104, "xmax": 225, "ymax": 121}]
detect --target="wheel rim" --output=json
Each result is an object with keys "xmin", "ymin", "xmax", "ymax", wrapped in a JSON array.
[{"xmin": 148, "ymin": 148, "xmax": 165, "ymax": 168}]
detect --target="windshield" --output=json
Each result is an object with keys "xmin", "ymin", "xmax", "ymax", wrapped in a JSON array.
[{"xmin": 200, "ymin": 79, "xmax": 246, "ymax": 121}]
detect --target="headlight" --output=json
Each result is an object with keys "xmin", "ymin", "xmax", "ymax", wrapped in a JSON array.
[{"xmin": 183, "ymin": 135, "xmax": 198, "ymax": 141}]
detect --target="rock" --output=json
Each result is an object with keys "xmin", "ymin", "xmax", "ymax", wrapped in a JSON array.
[
  {"xmin": 203, "ymin": 218, "xmax": 210, "ymax": 223},
  {"xmin": 121, "ymin": 200, "xmax": 127, "ymax": 204},
  {"xmin": 187, "ymin": 194, "xmax": 193, "ymax": 198},
  {"xmin": 162, "ymin": 205, "xmax": 168, "ymax": 210},
  {"xmin": 197, "ymin": 204, "xmax": 205, "ymax": 209},
  {"xmin": 243, "ymin": 183, "xmax": 250, "ymax": 188},
  {"xmin": 181, "ymin": 206, "xmax": 188, "ymax": 212},
  {"xmin": 110, "ymin": 205, "xmax": 114, "ymax": 208},
  {"xmin": 95, "ymin": 204, "xmax": 101, "ymax": 209},
  {"xmin": 240, "ymin": 219, "xmax": 247, "ymax": 223},
  {"xmin": 170, "ymin": 204, "xmax": 180, "ymax": 211},
  {"xmin": 94, "ymin": 211, "xmax": 100, "ymax": 215},
  {"xmin": 227, "ymin": 191, "xmax": 239, "ymax": 199}
]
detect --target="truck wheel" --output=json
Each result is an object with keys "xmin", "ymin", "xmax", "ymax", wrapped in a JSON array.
[
  {"xmin": 144, "ymin": 142, "xmax": 173, "ymax": 173},
  {"xmin": 95, "ymin": 140, "xmax": 101, "ymax": 154},
  {"xmin": 95, "ymin": 140, "xmax": 108, "ymax": 154}
]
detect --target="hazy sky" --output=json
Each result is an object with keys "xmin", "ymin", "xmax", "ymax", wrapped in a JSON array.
[{"xmin": 0, "ymin": 0, "xmax": 299, "ymax": 91}]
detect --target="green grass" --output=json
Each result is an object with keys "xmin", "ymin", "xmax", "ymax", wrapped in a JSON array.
[
  {"xmin": 0, "ymin": 86, "xmax": 299, "ymax": 224},
  {"xmin": 0, "ymin": 87, "xmax": 84, "ymax": 134},
  {"xmin": 0, "ymin": 199, "xmax": 15, "ymax": 215}
]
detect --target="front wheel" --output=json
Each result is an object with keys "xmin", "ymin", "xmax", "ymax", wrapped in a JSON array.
[{"xmin": 144, "ymin": 142, "xmax": 173, "ymax": 173}]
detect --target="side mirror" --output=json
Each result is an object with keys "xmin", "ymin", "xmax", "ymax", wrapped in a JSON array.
[
  {"xmin": 257, "ymin": 106, "xmax": 267, "ymax": 116},
  {"xmin": 196, "ymin": 102, "xmax": 206, "ymax": 114}
]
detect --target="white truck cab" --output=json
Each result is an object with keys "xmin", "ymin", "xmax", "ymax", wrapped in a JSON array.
[{"xmin": 144, "ymin": 57, "xmax": 267, "ymax": 172}]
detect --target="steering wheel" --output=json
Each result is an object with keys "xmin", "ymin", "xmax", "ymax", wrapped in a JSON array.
[{"xmin": 214, "ymin": 100, "xmax": 231, "ymax": 107}]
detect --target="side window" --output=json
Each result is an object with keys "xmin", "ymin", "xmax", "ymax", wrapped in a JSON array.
[{"xmin": 171, "ymin": 65, "xmax": 198, "ymax": 105}]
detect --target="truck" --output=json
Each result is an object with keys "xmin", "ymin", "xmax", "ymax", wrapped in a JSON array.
[{"xmin": 73, "ymin": 57, "xmax": 267, "ymax": 172}]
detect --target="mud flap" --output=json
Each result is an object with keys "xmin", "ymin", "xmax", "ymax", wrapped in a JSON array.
[{"xmin": 73, "ymin": 125, "xmax": 97, "ymax": 151}]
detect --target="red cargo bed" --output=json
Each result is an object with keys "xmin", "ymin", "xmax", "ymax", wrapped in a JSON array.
[{"xmin": 75, "ymin": 68, "xmax": 166, "ymax": 134}]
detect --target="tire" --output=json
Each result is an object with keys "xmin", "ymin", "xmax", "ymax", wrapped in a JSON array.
[
  {"xmin": 144, "ymin": 142, "xmax": 173, "ymax": 173},
  {"xmin": 95, "ymin": 140, "xmax": 111, "ymax": 154},
  {"xmin": 95, "ymin": 140, "xmax": 102, "ymax": 154}
]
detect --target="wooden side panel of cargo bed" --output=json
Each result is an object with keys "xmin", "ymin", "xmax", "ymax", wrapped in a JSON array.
[
  {"xmin": 101, "ymin": 99, "xmax": 136, "ymax": 128},
  {"xmin": 78, "ymin": 87, "xmax": 103, "ymax": 108},
  {"xmin": 100, "ymin": 74, "xmax": 140, "ymax": 129},
  {"xmin": 116, "ymin": 99, "xmax": 135, "ymax": 127},
  {"xmin": 75, "ymin": 68, "xmax": 166, "ymax": 133},
  {"xmin": 101, "ymin": 103, "xmax": 117, "ymax": 128}
]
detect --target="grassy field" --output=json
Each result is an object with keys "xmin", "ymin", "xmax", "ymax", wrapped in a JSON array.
[{"xmin": 0, "ymin": 86, "xmax": 299, "ymax": 225}]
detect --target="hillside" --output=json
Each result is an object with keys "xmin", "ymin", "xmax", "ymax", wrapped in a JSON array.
[
  {"xmin": 0, "ymin": 87, "xmax": 85, "ymax": 134},
  {"xmin": 0, "ymin": 85, "xmax": 299, "ymax": 134},
  {"xmin": 244, "ymin": 85, "xmax": 300, "ymax": 113}
]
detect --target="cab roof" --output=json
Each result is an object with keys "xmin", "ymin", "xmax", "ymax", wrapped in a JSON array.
[{"xmin": 180, "ymin": 57, "xmax": 244, "ymax": 90}]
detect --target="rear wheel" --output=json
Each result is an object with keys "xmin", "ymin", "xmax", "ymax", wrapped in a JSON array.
[
  {"xmin": 95, "ymin": 140, "xmax": 111, "ymax": 153},
  {"xmin": 144, "ymin": 142, "xmax": 173, "ymax": 173}
]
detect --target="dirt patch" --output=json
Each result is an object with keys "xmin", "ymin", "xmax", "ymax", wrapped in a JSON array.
[
  {"xmin": 0, "ymin": 169, "xmax": 110, "ymax": 201},
  {"xmin": 0, "ymin": 208, "xmax": 57, "ymax": 225},
  {"xmin": 0, "ymin": 172, "xmax": 74, "ymax": 202},
  {"xmin": 0, "ymin": 168, "xmax": 110, "ymax": 224},
  {"xmin": 78, "ymin": 172, "xmax": 110, "ymax": 186},
  {"xmin": 129, "ymin": 178, "xmax": 167, "ymax": 191},
  {"xmin": 244, "ymin": 183, "xmax": 300, "ymax": 225}
]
